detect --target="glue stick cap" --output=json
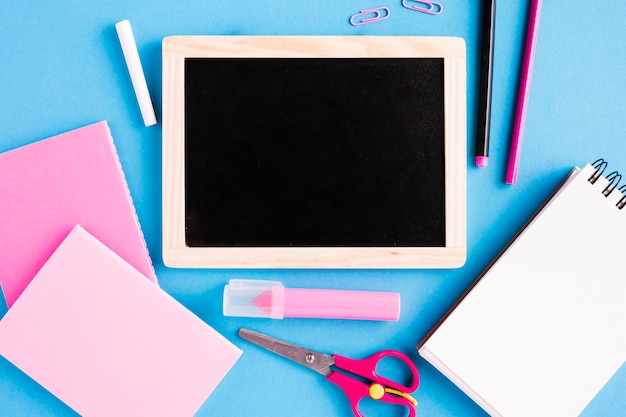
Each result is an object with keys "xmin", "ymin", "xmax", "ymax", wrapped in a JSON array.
[{"xmin": 223, "ymin": 279, "xmax": 285, "ymax": 319}]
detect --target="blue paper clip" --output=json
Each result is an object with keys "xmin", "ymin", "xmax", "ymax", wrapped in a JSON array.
[
  {"xmin": 401, "ymin": 0, "xmax": 443, "ymax": 15},
  {"xmin": 349, "ymin": 7, "xmax": 391, "ymax": 26}
]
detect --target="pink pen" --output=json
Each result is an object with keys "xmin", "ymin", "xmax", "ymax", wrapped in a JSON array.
[
  {"xmin": 506, "ymin": 0, "xmax": 543, "ymax": 184},
  {"xmin": 223, "ymin": 280, "xmax": 400, "ymax": 321}
]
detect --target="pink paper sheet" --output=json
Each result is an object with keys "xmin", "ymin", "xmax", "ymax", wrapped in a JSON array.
[
  {"xmin": 0, "ymin": 121, "xmax": 156, "ymax": 307},
  {"xmin": 0, "ymin": 226, "xmax": 242, "ymax": 417}
]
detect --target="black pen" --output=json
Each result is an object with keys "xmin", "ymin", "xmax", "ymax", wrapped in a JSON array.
[{"xmin": 475, "ymin": 0, "xmax": 495, "ymax": 168}]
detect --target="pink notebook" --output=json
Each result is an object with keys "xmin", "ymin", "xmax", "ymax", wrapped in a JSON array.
[
  {"xmin": 0, "ymin": 226, "xmax": 242, "ymax": 417},
  {"xmin": 0, "ymin": 121, "xmax": 156, "ymax": 307}
]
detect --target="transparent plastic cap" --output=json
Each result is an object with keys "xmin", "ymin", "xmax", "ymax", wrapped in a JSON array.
[{"xmin": 223, "ymin": 279, "xmax": 285, "ymax": 319}]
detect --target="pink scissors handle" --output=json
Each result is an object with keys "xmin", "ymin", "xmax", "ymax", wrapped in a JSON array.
[
  {"xmin": 327, "ymin": 350, "xmax": 419, "ymax": 417},
  {"xmin": 328, "ymin": 372, "xmax": 416, "ymax": 417},
  {"xmin": 335, "ymin": 350, "xmax": 420, "ymax": 392}
]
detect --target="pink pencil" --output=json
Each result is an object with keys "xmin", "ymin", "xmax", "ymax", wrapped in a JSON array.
[{"xmin": 506, "ymin": 0, "xmax": 543, "ymax": 184}]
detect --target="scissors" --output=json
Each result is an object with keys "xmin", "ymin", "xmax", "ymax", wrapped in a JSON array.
[{"xmin": 238, "ymin": 328, "xmax": 420, "ymax": 417}]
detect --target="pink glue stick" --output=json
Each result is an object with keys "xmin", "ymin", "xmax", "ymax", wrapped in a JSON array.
[{"xmin": 223, "ymin": 280, "xmax": 400, "ymax": 321}]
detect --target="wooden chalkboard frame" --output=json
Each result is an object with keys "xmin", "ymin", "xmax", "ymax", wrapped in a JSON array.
[{"xmin": 162, "ymin": 36, "xmax": 466, "ymax": 268}]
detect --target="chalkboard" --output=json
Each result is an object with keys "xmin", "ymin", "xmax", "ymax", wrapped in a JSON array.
[{"xmin": 162, "ymin": 36, "xmax": 466, "ymax": 268}]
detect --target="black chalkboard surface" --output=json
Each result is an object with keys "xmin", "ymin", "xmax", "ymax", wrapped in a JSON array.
[
  {"xmin": 185, "ymin": 58, "xmax": 445, "ymax": 247},
  {"xmin": 163, "ymin": 36, "xmax": 466, "ymax": 268}
]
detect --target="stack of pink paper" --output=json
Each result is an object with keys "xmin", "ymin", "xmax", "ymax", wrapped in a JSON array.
[
  {"xmin": 0, "ymin": 123, "xmax": 241, "ymax": 416},
  {"xmin": 0, "ymin": 226, "xmax": 242, "ymax": 416}
]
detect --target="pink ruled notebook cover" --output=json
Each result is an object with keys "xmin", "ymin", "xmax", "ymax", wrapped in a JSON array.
[
  {"xmin": 0, "ymin": 121, "xmax": 156, "ymax": 307},
  {"xmin": 0, "ymin": 226, "xmax": 242, "ymax": 417}
]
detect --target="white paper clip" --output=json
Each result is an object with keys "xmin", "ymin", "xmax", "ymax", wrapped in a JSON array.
[
  {"xmin": 350, "ymin": 7, "xmax": 391, "ymax": 26},
  {"xmin": 401, "ymin": 0, "xmax": 443, "ymax": 15}
]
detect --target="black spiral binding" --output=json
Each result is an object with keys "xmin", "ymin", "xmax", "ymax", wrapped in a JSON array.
[
  {"xmin": 618, "ymin": 185, "xmax": 626, "ymax": 210},
  {"xmin": 590, "ymin": 158, "xmax": 626, "ymax": 210}
]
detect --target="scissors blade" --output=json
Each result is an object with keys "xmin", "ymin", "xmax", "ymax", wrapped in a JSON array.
[{"xmin": 239, "ymin": 328, "xmax": 334, "ymax": 377}]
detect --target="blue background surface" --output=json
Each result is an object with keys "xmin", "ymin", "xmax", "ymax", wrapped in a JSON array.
[
  {"xmin": 0, "ymin": 286, "xmax": 6, "ymax": 320},
  {"xmin": 1, "ymin": 1, "xmax": 625, "ymax": 416}
]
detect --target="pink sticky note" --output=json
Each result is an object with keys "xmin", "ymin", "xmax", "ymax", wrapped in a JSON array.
[
  {"xmin": 0, "ymin": 226, "xmax": 242, "ymax": 417},
  {"xmin": 0, "ymin": 121, "xmax": 156, "ymax": 307}
]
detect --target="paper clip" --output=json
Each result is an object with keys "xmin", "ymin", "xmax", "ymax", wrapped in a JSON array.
[
  {"xmin": 401, "ymin": 0, "xmax": 443, "ymax": 15},
  {"xmin": 350, "ymin": 7, "xmax": 391, "ymax": 26}
]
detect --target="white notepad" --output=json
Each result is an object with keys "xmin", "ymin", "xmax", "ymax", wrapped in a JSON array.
[{"xmin": 418, "ymin": 162, "xmax": 626, "ymax": 417}]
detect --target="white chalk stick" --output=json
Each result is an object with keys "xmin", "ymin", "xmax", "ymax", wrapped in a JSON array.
[{"xmin": 115, "ymin": 20, "xmax": 157, "ymax": 127}]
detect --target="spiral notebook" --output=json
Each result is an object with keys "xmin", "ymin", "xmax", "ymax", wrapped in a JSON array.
[{"xmin": 418, "ymin": 161, "xmax": 626, "ymax": 417}]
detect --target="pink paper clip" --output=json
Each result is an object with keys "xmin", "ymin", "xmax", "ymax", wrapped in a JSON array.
[
  {"xmin": 349, "ymin": 7, "xmax": 391, "ymax": 26},
  {"xmin": 401, "ymin": 0, "xmax": 443, "ymax": 15}
]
